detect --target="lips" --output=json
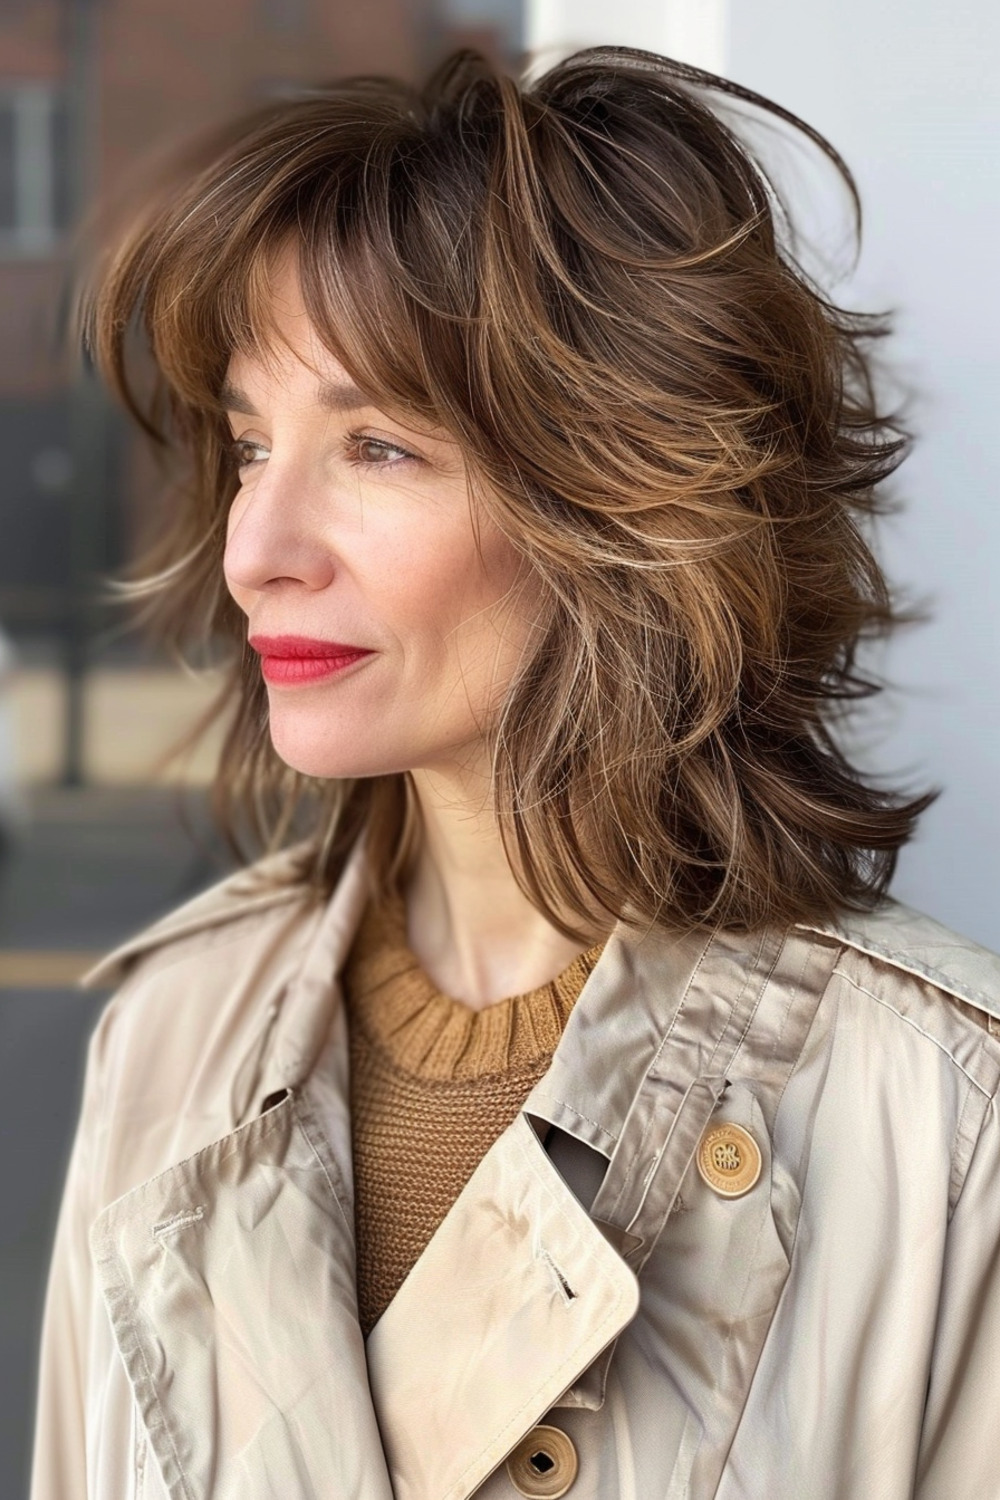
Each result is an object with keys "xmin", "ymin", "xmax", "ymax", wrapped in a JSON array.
[{"xmin": 248, "ymin": 635, "xmax": 375, "ymax": 685}]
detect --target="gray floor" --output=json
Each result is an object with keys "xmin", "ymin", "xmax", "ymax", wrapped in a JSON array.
[{"xmin": 0, "ymin": 788, "xmax": 233, "ymax": 1498}]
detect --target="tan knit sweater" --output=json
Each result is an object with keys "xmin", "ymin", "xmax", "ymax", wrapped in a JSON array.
[{"xmin": 342, "ymin": 892, "xmax": 605, "ymax": 1337}]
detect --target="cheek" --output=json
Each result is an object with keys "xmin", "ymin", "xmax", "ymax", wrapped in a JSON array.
[
  {"xmin": 434, "ymin": 533, "xmax": 527, "ymax": 643},
  {"xmin": 439, "ymin": 535, "xmax": 541, "ymax": 688},
  {"xmin": 378, "ymin": 520, "xmax": 518, "ymax": 643}
]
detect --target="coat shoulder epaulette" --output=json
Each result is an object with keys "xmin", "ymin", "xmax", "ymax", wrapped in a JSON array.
[{"xmin": 800, "ymin": 899, "xmax": 1000, "ymax": 1031}]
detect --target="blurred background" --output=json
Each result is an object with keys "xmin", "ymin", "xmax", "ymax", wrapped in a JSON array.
[{"xmin": 2, "ymin": 0, "xmax": 997, "ymax": 1490}]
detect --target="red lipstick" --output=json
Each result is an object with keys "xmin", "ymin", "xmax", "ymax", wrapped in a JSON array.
[{"xmin": 249, "ymin": 635, "xmax": 375, "ymax": 685}]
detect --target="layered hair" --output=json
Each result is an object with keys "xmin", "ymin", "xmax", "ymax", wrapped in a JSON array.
[{"xmin": 88, "ymin": 45, "xmax": 931, "ymax": 937}]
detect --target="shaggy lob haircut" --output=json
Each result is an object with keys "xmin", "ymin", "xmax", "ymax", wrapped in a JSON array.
[{"xmin": 90, "ymin": 44, "xmax": 931, "ymax": 937}]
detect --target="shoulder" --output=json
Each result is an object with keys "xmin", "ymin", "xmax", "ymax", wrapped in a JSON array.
[
  {"xmin": 799, "ymin": 899, "xmax": 1000, "ymax": 1087},
  {"xmin": 801, "ymin": 899, "xmax": 1000, "ymax": 1024},
  {"xmin": 68, "ymin": 842, "xmax": 364, "ymax": 1201},
  {"xmin": 81, "ymin": 841, "xmax": 324, "ymax": 991}
]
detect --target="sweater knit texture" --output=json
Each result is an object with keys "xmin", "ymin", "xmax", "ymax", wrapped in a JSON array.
[{"xmin": 342, "ymin": 890, "xmax": 606, "ymax": 1337}]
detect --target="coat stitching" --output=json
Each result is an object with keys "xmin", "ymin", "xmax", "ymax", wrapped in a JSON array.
[
  {"xmin": 831, "ymin": 968, "xmax": 993, "ymax": 1098},
  {"xmin": 709, "ymin": 930, "xmax": 776, "ymax": 1074},
  {"xmin": 948, "ymin": 1078, "xmax": 981, "ymax": 1219},
  {"xmin": 600, "ymin": 938, "xmax": 715, "ymax": 1225},
  {"xmin": 290, "ymin": 1088, "xmax": 355, "ymax": 1238},
  {"xmin": 92, "ymin": 1241, "xmax": 196, "ymax": 1500},
  {"xmin": 761, "ymin": 936, "xmax": 821, "ymax": 1130},
  {"xmin": 799, "ymin": 918, "xmax": 1000, "ymax": 1018},
  {"xmin": 93, "ymin": 1097, "xmax": 292, "ymax": 1226},
  {"xmin": 531, "ymin": 1097, "xmax": 617, "ymax": 1146}
]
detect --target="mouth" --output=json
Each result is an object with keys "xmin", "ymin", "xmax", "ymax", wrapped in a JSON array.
[{"xmin": 248, "ymin": 635, "xmax": 376, "ymax": 686}]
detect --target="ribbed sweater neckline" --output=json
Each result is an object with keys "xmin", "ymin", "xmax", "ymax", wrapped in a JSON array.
[{"xmin": 342, "ymin": 891, "xmax": 606, "ymax": 1083}]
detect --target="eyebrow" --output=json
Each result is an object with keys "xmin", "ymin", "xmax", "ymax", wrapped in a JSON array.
[{"xmin": 219, "ymin": 379, "xmax": 375, "ymax": 416}]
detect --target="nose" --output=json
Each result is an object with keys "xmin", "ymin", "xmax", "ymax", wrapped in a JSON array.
[{"xmin": 223, "ymin": 459, "xmax": 337, "ymax": 598}]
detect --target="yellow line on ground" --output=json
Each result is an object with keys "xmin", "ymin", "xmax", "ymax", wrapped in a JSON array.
[{"xmin": 0, "ymin": 952, "xmax": 104, "ymax": 987}]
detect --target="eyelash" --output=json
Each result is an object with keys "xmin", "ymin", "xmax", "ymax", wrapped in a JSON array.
[{"xmin": 226, "ymin": 431, "xmax": 416, "ymax": 474}]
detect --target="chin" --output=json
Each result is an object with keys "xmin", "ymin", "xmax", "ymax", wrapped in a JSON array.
[{"xmin": 266, "ymin": 707, "xmax": 406, "ymax": 782}]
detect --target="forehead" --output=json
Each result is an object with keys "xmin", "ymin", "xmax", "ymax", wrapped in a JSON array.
[
  {"xmin": 222, "ymin": 295, "xmax": 372, "ymax": 417},
  {"xmin": 220, "ymin": 358, "xmax": 371, "ymax": 419}
]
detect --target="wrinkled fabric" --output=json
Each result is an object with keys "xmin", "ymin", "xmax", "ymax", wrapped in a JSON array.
[{"xmin": 29, "ymin": 836, "xmax": 1000, "ymax": 1499}]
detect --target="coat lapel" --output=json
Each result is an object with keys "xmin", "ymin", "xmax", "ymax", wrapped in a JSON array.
[
  {"xmin": 363, "ymin": 919, "xmax": 723, "ymax": 1500},
  {"xmin": 90, "ymin": 1088, "xmax": 395, "ymax": 1500},
  {"xmin": 366, "ymin": 1111, "xmax": 639, "ymax": 1500},
  {"xmin": 89, "ymin": 841, "xmax": 381, "ymax": 1500}
]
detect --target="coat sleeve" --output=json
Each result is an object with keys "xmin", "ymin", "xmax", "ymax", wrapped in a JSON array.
[
  {"xmin": 915, "ymin": 1090, "xmax": 1000, "ymax": 1497},
  {"xmin": 28, "ymin": 996, "xmax": 118, "ymax": 1500}
]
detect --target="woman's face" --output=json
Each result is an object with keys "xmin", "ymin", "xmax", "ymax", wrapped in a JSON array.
[{"xmin": 223, "ymin": 257, "xmax": 541, "ymax": 783}]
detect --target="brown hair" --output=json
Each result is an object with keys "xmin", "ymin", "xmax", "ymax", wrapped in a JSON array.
[{"xmin": 88, "ymin": 44, "xmax": 932, "ymax": 938}]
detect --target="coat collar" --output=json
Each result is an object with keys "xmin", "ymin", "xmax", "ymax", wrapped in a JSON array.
[{"xmin": 256, "ymin": 834, "xmax": 372, "ymax": 1096}]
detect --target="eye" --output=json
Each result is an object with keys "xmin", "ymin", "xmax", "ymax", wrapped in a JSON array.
[
  {"xmin": 347, "ymin": 432, "xmax": 416, "ymax": 468},
  {"xmin": 228, "ymin": 437, "xmax": 269, "ymax": 473}
]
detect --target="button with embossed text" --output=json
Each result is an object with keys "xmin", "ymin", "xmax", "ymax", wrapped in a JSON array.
[
  {"xmin": 696, "ymin": 1121, "xmax": 762, "ymax": 1198},
  {"xmin": 506, "ymin": 1425, "xmax": 579, "ymax": 1498}
]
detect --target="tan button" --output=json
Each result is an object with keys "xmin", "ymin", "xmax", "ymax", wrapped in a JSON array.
[
  {"xmin": 506, "ymin": 1425, "xmax": 579, "ymax": 1498},
  {"xmin": 696, "ymin": 1121, "xmax": 762, "ymax": 1198}
]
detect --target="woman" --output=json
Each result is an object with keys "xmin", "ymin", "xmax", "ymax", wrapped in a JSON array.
[{"xmin": 31, "ymin": 45, "xmax": 1000, "ymax": 1500}]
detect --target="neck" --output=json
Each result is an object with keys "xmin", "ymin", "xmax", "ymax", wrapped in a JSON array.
[{"xmin": 403, "ymin": 762, "xmax": 611, "ymax": 1011}]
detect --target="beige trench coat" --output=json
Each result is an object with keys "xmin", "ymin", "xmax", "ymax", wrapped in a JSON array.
[{"xmin": 29, "ymin": 835, "xmax": 1000, "ymax": 1500}]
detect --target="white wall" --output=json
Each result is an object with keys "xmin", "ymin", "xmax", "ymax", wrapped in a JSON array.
[
  {"xmin": 527, "ymin": 0, "xmax": 1000, "ymax": 948},
  {"xmin": 525, "ymin": 0, "xmax": 726, "ymax": 72}
]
